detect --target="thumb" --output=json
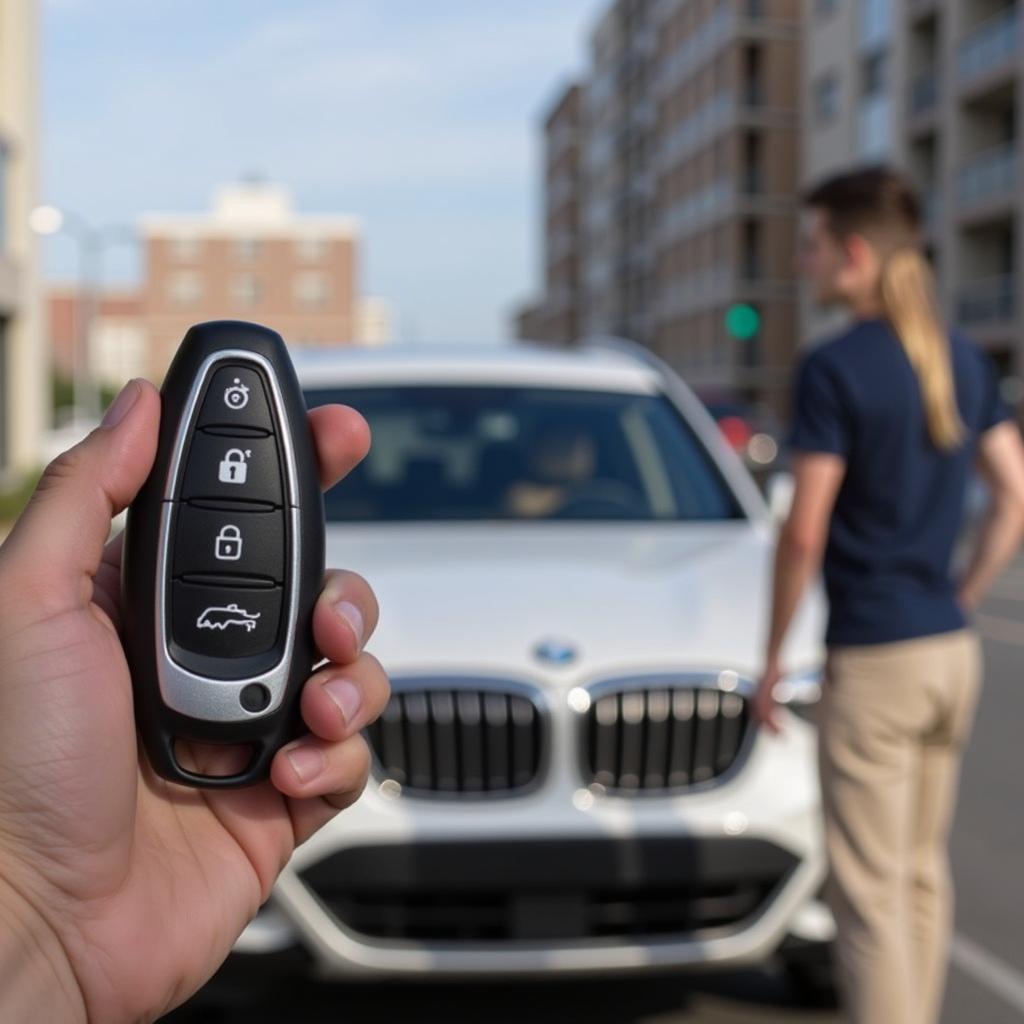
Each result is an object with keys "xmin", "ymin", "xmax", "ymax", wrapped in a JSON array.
[{"xmin": 1, "ymin": 379, "xmax": 160, "ymax": 616}]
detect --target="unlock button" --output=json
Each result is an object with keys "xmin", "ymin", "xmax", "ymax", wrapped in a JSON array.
[
  {"xmin": 180, "ymin": 433, "xmax": 282, "ymax": 505},
  {"xmin": 218, "ymin": 448, "xmax": 250, "ymax": 484}
]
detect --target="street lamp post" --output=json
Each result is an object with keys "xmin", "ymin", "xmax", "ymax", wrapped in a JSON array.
[{"xmin": 29, "ymin": 205, "xmax": 136, "ymax": 425}]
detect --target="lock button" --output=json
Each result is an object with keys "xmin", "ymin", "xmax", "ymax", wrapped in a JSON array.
[
  {"xmin": 215, "ymin": 524, "xmax": 243, "ymax": 560},
  {"xmin": 180, "ymin": 432, "xmax": 283, "ymax": 505},
  {"xmin": 172, "ymin": 505, "xmax": 286, "ymax": 582}
]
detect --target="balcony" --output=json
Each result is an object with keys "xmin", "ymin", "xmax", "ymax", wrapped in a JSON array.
[
  {"xmin": 957, "ymin": 274, "xmax": 1015, "ymax": 327},
  {"xmin": 957, "ymin": 143, "xmax": 1018, "ymax": 212},
  {"xmin": 653, "ymin": 5, "xmax": 733, "ymax": 98},
  {"xmin": 958, "ymin": 8, "xmax": 1019, "ymax": 90}
]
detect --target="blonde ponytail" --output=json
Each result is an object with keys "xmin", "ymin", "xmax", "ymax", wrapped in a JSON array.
[{"xmin": 880, "ymin": 248, "xmax": 965, "ymax": 451}]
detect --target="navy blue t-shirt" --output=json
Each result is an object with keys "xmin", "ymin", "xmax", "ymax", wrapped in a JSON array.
[{"xmin": 789, "ymin": 318, "xmax": 1011, "ymax": 647}]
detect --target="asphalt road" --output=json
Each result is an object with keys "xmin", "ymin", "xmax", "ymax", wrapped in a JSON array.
[{"xmin": 167, "ymin": 558, "xmax": 1024, "ymax": 1024}]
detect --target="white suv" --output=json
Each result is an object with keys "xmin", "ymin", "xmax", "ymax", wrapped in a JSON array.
[{"xmin": 235, "ymin": 339, "xmax": 833, "ymax": 986}]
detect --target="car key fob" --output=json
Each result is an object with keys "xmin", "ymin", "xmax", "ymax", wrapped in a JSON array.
[{"xmin": 123, "ymin": 320, "xmax": 324, "ymax": 788}]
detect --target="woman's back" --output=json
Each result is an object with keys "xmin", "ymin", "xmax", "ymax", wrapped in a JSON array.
[{"xmin": 791, "ymin": 318, "xmax": 1007, "ymax": 645}]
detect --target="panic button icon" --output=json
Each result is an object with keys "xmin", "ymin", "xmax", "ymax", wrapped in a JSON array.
[
  {"xmin": 223, "ymin": 378, "xmax": 250, "ymax": 410},
  {"xmin": 218, "ymin": 448, "xmax": 251, "ymax": 484}
]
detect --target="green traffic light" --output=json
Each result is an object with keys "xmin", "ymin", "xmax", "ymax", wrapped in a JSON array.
[{"xmin": 725, "ymin": 303, "xmax": 760, "ymax": 340}]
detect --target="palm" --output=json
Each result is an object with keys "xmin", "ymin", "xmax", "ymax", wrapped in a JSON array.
[{"xmin": 0, "ymin": 542, "xmax": 305, "ymax": 1017}]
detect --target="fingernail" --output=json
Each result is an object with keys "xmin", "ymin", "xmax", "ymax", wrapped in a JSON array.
[
  {"xmin": 101, "ymin": 379, "xmax": 141, "ymax": 429},
  {"xmin": 335, "ymin": 600, "xmax": 364, "ymax": 648},
  {"xmin": 324, "ymin": 677, "xmax": 362, "ymax": 726},
  {"xmin": 287, "ymin": 743, "xmax": 325, "ymax": 783}
]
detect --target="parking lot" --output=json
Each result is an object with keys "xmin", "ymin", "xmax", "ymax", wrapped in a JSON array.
[{"xmin": 165, "ymin": 559, "xmax": 1024, "ymax": 1024}]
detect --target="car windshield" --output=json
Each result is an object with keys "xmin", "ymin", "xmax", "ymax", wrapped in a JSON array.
[{"xmin": 304, "ymin": 386, "xmax": 744, "ymax": 522}]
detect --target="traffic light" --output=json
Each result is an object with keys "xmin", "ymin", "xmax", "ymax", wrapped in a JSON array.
[{"xmin": 724, "ymin": 303, "xmax": 761, "ymax": 341}]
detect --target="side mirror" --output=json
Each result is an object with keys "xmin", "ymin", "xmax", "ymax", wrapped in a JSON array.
[{"xmin": 765, "ymin": 471, "xmax": 794, "ymax": 523}]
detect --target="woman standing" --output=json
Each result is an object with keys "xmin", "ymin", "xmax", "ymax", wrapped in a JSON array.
[{"xmin": 755, "ymin": 167, "xmax": 1024, "ymax": 1024}]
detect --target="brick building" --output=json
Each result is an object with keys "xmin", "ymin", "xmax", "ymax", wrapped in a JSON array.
[{"xmin": 140, "ymin": 181, "xmax": 360, "ymax": 379}]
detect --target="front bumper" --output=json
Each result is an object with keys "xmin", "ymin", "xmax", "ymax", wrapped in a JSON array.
[{"xmin": 238, "ymin": 696, "xmax": 829, "ymax": 979}]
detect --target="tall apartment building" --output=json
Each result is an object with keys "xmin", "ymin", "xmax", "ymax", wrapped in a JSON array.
[
  {"xmin": 0, "ymin": 0, "xmax": 45, "ymax": 481},
  {"xmin": 581, "ymin": 0, "xmax": 660, "ymax": 347},
  {"xmin": 651, "ymin": 0, "xmax": 801, "ymax": 405},
  {"xmin": 141, "ymin": 181, "xmax": 360, "ymax": 379},
  {"xmin": 543, "ymin": 83, "xmax": 584, "ymax": 345},
  {"xmin": 803, "ymin": 0, "xmax": 1021, "ymax": 386},
  {"xmin": 518, "ymin": 0, "xmax": 802, "ymax": 413}
]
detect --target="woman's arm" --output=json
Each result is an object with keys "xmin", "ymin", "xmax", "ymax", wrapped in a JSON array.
[
  {"xmin": 958, "ymin": 421, "xmax": 1024, "ymax": 611},
  {"xmin": 754, "ymin": 452, "xmax": 845, "ymax": 732}
]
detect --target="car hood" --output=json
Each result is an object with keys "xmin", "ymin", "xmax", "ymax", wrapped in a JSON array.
[{"xmin": 324, "ymin": 521, "xmax": 826, "ymax": 682}]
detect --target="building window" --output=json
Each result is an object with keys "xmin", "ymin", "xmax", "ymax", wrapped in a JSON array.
[
  {"xmin": 859, "ymin": 94, "xmax": 892, "ymax": 158},
  {"xmin": 742, "ymin": 131, "xmax": 763, "ymax": 194},
  {"xmin": 234, "ymin": 238, "xmax": 261, "ymax": 262},
  {"xmin": 814, "ymin": 72, "xmax": 840, "ymax": 124},
  {"xmin": 294, "ymin": 236, "xmax": 328, "ymax": 263},
  {"xmin": 168, "ymin": 271, "xmax": 202, "ymax": 307},
  {"xmin": 293, "ymin": 272, "xmax": 328, "ymax": 310},
  {"xmin": 742, "ymin": 219, "xmax": 762, "ymax": 280},
  {"xmin": 232, "ymin": 274, "xmax": 261, "ymax": 307},
  {"xmin": 743, "ymin": 45, "xmax": 764, "ymax": 108},
  {"xmin": 860, "ymin": 0, "xmax": 890, "ymax": 50},
  {"xmin": 862, "ymin": 51, "xmax": 888, "ymax": 97},
  {"xmin": 169, "ymin": 237, "xmax": 201, "ymax": 262}
]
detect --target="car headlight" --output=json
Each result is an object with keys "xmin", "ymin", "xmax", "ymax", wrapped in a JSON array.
[{"xmin": 773, "ymin": 668, "xmax": 823, "ymax": 726}]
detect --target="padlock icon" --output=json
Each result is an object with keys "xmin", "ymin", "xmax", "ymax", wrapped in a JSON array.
[
  {"xmin": 214, "ymin": 524, "xmax": 243, "ymax": 561},
  {"xmin": 218, "ymin": 448, "xmax": 250, "ymax": 485}
]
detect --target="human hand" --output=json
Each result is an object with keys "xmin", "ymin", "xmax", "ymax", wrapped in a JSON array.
[{"xmin": 0, "ymin": 379, "xmax": 389, "ymax": 1023}]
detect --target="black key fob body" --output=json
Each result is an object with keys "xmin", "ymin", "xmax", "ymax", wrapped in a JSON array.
[{"xmin": 123, "ymin": 321, "xmax": 324, "ymax": 788}]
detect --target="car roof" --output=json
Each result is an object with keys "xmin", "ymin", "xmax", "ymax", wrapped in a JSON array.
[{"xmin": 293, "ymin": 341, "xmax": 663, "ymax": 395}]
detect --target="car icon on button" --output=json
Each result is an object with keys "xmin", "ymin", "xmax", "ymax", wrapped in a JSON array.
[{"xmin": 195, "ymin": 603, "xmax": 261, "ymax": 632}]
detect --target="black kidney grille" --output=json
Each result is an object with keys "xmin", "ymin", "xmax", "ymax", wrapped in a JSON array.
[
  {"xmin": 365, "ymin": 687, "xmax": 543, "ymax": 796},
  {"xmin": 584, "ymin": 686, "xmax": 749, "ymax": 791}
]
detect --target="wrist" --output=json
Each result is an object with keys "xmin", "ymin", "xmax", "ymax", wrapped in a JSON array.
[{"xmin": 0, "ymin": 872, "xmax": 86, "ymax": 1024}]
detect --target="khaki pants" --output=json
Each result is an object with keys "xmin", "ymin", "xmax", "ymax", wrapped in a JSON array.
[{"xmin": 818, "ymin": 628, "xmax": 982, "ymax": 1024}]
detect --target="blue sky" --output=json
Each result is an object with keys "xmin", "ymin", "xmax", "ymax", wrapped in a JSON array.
[{"xmin": 40, "ymin": 0, "xmax": 601, "ymax": 342}]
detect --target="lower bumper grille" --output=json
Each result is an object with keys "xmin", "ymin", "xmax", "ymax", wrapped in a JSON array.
[{"xmin": 300, "ymin": 837, "xmax": 798, "ymax": 944}]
